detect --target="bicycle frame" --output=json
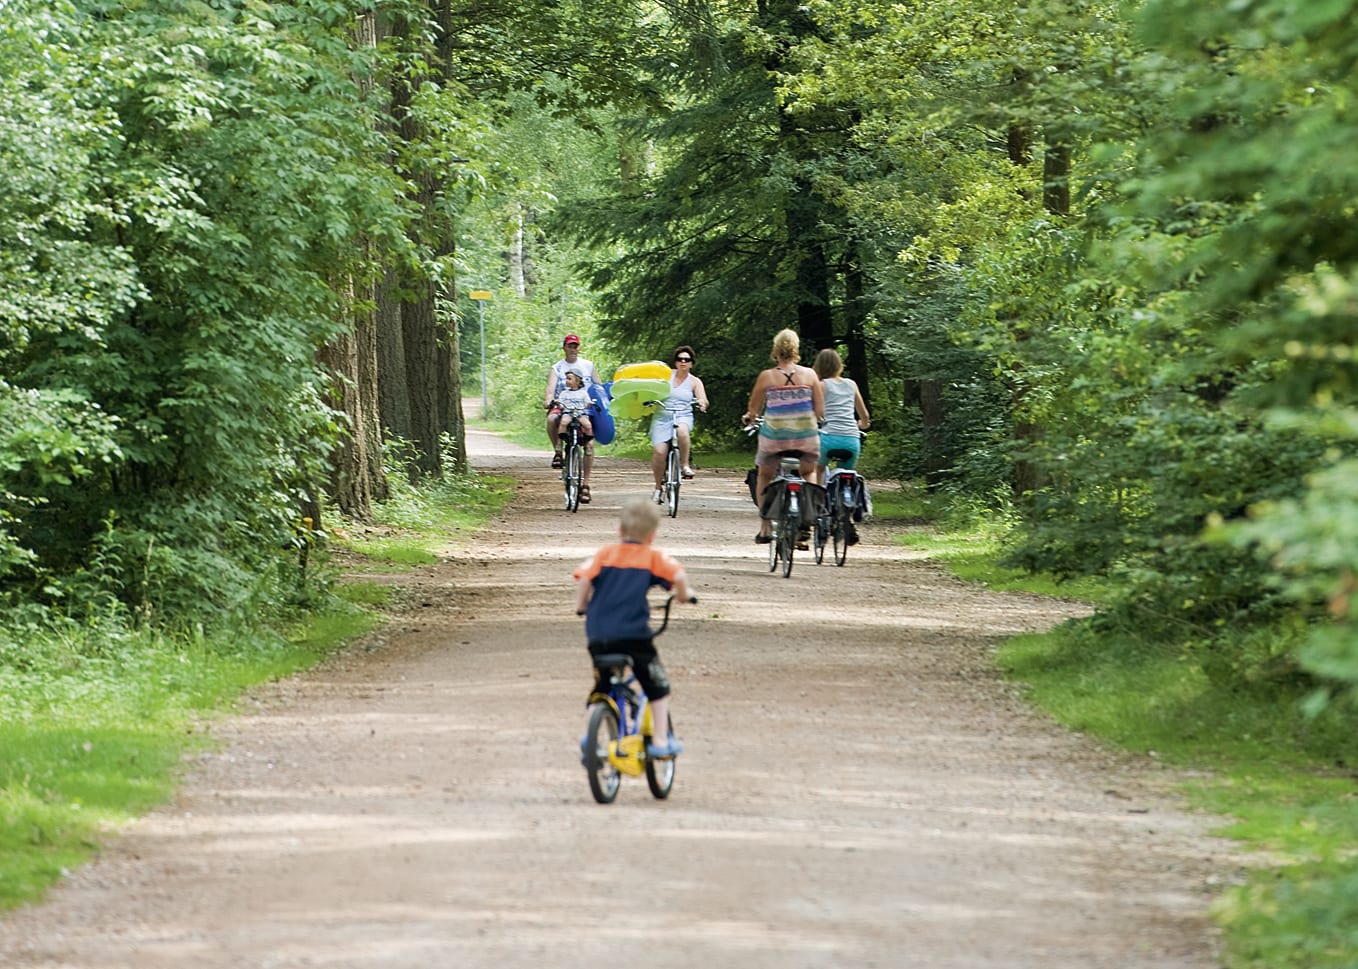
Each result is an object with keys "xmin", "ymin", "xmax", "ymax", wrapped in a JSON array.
[
  {"xmin": 768, "ymin": 456, "xmax": 803, "ymax": 577},
  {"xmin": 560, "ymin": 409, "xmax": 587, "ymax": 512},
  {"xmin": 660, "ymin": 404, "xmax": 686, "ymax": 518},
  {"xmin": 643, "ymin": 401, "xmax": 690, "ymax": 517},
  {"xmin": 742, "ymin": 418, "xmax": 810, "ymax": 577},
  {"xmin": 589, "ymin": 669, "xmax": 654, "ymax": 777},
  {"xmin": 814, "ymin": 441, "xmax": 863, "ymax": 566},
  {"xmin": 582, "ymin": 595, "xmax": 689, "ymax": 803}
]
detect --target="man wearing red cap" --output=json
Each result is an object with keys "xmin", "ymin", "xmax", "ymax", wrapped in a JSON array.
[{"xmin": 544, "ymin": 334, "xmax": 601, "ymax": 500}]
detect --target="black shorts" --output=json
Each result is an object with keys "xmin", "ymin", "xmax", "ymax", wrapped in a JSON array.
[{"xmin": 587, "ymin": 637, "xmax": 670, "ymax": 702}]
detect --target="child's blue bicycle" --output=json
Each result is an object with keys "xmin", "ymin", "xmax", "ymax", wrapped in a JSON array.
[{"xmin": 582, "ymin": 594, "xmax": 695, "ymax": 804}]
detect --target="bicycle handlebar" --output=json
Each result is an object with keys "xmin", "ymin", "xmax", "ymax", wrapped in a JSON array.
[
  {"xmin": 650, "ymin": 593, "xmax": 697, "ymax": 638},
  {"xmin": 646, "ymin": 401, "xmax": 705, "ymax": 415},
  {"xmin": 578, "ymin": 594, "xmax": 697, "ymax": 626}
]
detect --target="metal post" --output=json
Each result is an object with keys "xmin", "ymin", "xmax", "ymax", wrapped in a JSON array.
[
  {"xmin": 477, "ymin": 298, "xmax": 487, "ymax": 415},
  {"xmin": 469, "ymin": 290, "xmax": 493, "ymax": 418}
]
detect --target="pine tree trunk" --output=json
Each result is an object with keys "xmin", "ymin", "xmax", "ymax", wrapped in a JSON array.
[
  {"xmin": 355, "ymin": 280, "xmax": 389, "ymax": 503},
  {"xmin": 376, "ymin": 272, "xmax": 412, "ymax": 448},
  {"xmin": 400, "ymin": 271, "xmax": 443, "ymax": 480},
  {"xmin": 320, "ymin": 326, "xmax": 373, "ymax": 520}
]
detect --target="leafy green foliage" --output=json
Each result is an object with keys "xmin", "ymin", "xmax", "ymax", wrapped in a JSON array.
[
  {"xmin": 0, "ymin": 0, "xmax": 412, "ymax": 624},
  {"xmin": 1100, "ymin": 0, "xmax": 1358, "ymax": 695}
]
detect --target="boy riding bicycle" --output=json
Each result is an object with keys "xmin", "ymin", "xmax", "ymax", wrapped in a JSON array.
[{"xmin": 574, "ymin": 499, "xmax": 695, "ymax": 759}]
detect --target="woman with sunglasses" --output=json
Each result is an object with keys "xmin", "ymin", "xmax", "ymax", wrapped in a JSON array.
[{"xmin": 649, "ymin": 346, "xmax": 709, "ymax": 504}]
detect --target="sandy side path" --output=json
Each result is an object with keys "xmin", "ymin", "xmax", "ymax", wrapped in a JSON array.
[{"xmin": 0, "ymin": 428, "xmax": 1232, "ymax": 968}]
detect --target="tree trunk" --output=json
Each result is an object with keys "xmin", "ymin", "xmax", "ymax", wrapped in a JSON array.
[
  {"xmin": 376, "ymin": 271, "xmax": 412, "ymax": 448},
  {"xmin": 438, "ymin": 283, "xmax": 467, "ymax": 474},
  {"xmin": 320, "ymin": 10, "xmax": 387, "ymax": 518},
  {"xmin": 509, "ymin": 206, "xmax": 527, "ymax": 298},
  {"xmin": 918, "ymin": 379, "xmax": 947, "ymax": 491},
  {"xmin": 355, "ymin": 277, "xmax": 389, "ymax": 503},
  {"xmin": 765, "ymin": 0, "xmax": 836, "ymax": 353},
  {"xmin": 400, "ymin": 271, "xmax": 444, "ymax": 480},
  {"xmin": 319, "ymin": 325, "xmax": 373, "ymax": 520},
  {"xmin": 1043, "ymin": 140, "xmax": 1071, "ymax": 217},
  {"xmin": 1010, "ymin": 136, "xmax": 1071, "ymax": 499},
  {"xmin": 378, "ymin": 3, "xmax": 470, "ymax": 481},
  {"xmin": 843, "ymin": 245, "xmax": 870, "ymax": 411}
]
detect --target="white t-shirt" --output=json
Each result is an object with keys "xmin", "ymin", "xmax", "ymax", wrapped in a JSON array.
[
  {"xmin": 557, "ymin": 386, "xmax": 591, "ymax": 414},
  {"xmin": 551, "ymin": 357, "xmax": 598, "ymax": 396}
]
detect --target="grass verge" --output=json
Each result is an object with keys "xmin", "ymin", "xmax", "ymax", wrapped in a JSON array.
[
  {"xmin": 0, "ymin": 469, "xmax": 514, "ymax": 912},
  {"xmin": 0, "ymin": 613, "xmax": 370, "ymax": 910},
  {"xmin": 903, "ymin": 508, "xmax": 1358, "ymax": 969}
]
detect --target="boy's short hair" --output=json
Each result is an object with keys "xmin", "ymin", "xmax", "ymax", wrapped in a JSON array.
[{"xmin": 619, "ymin": 498, "xmax": 661, "ymax": 542}]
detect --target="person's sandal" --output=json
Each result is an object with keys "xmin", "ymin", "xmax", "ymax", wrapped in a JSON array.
[
  {"xmin": 755, "ymin": 533, "xmax": 772, "ymax": 544},
  {"xmin": 579, "ymin": 485, "xmax": 591, "ymax": 504},
  {"xmin": 551, "ymin": 451, "xmax": 563, "ymax": 469}
]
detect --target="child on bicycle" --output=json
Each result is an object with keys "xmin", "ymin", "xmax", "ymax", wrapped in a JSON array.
[
  {"xmin": 554, "ymin": 369, "xmax": 594, "ymax": 440},
  {"xmin": 574, "ymin": 498, "xmax": 695, "ymax": 758}
]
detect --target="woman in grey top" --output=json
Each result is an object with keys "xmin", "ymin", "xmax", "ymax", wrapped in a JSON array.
[{"xmin": 811, "ymin": 348, "xmax": 870, "ymax": 476}]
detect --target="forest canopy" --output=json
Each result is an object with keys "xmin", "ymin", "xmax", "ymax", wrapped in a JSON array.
[{"xmin": 1, "ymin": 0, "xmax": 1357, "ymax": 697}]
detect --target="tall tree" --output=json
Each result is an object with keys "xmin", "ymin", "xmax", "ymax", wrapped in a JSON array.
[
  {"xmin": 1, "ymin": 0, "xmax": 411, "ymax": 618},
  {"xmin": 558, "ymin": 0, "xmax": 864, "ymax": 424}
]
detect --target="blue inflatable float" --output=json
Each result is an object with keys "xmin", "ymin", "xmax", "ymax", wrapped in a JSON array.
[{"xmin": 587, "ymin": 382, "xmax": 616, "ymax": 445}]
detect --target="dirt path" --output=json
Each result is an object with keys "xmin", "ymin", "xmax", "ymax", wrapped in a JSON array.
[{"xmin": 0, "ymin": 429, "xmax": 1231, "ymax": 968}]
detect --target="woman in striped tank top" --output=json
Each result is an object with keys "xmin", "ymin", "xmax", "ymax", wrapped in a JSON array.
[{"xmin": 741, "ymin": 328, "xmax": 824, "ymax": 544}]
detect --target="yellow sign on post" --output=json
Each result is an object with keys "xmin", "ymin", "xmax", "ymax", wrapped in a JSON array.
[{"xmin": 468, "ymin": 290, "xmax": 493, "ymax": 300}]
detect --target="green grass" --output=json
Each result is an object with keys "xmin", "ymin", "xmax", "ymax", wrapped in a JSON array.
[
  {"xmin": 994, "ymin": 621, "xmax": 1358, "ymax": 968},
  {"xmin": 334, "ymin": 471, "xmax": 515, "ymax": 570},
  {"xmin": 0, "ymin": 468, "xmax": 514, "ymax": 911},
  {"xmin": 888, "ymin": 490, "xmax": 1358, "ymax": 969},
  {"xmin": 0, "ymin": 622, "xmax": 348, "ymax": 909}
]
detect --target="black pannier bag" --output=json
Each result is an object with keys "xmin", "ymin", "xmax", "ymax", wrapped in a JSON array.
[{"xmin": 759, "ymin": 477, "xmax": 826, "ymax": 526}]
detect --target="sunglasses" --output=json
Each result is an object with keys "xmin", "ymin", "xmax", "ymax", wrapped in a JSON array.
[{"xmin": 675, "ymin": 356, "xmax": 693, "ymax": 363}]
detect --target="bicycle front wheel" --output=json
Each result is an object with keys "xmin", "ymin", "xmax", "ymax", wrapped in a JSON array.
[
  {"xmin": 665, "ymin": 445, "xmax": 681, "ymax": 518},
  {"xmin": 645, "ymin": 712, "xmax": 676, "ymax": 799},
  {"xmin": 585, "ymin": 702, "xmax": 621, "ymax": 804},
  {"xmin": 564, "ymin": 442, "xmax": 582, "ymax": 512}
]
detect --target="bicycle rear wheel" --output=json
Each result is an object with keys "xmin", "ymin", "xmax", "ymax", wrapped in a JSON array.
[
  {"xmin": 584, "ymin": 702, "xmax": 621, "ymax": 804},
  {"xmin": 645, "ymin": 712, "xmax": 676, "ymax": 799},
  {"xmin": 832, "ymin": 480, "xmax": 854, "ymax": 565},
  {"xmin": 665, "ymin": 444, "xmax": 681, "ymax": 518},
  {"xmin": 814, "ymin": 513, "xmax": 829, "ymax": 564},
  {"xmin": 779, "ymin": 498, "xmax": 797, "ymax": 578}
]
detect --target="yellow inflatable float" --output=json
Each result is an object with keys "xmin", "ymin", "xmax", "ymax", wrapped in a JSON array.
[{"xmin": 608, "ymin": 361, "xmax": 672, "ymax": 420}]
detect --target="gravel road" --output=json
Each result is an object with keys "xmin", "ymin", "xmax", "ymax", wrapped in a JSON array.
[{"xmin": 0, "ymin": 428, "xmax": 1232, "ymax": 968}]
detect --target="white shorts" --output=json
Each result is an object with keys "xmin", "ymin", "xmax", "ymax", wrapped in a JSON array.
[{"xmin": 649, "ymin": 411, "xmax": 693, "ymax": 446}]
